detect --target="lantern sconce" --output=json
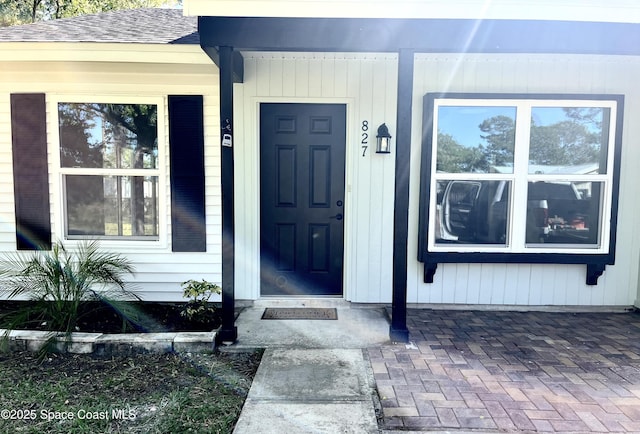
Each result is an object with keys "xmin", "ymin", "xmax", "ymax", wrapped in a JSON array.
[{"xmin": 376, "ymin": 123, "xmax": 392, "ymax": 154}]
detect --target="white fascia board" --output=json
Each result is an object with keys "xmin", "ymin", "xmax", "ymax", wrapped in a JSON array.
[
  {"xmin": 0, "ymin": 42, "xmax": 213, "ymax": 65},
  {"xmin": 183, "ymin": 0, "xmax": 640, "ymax": 23}
]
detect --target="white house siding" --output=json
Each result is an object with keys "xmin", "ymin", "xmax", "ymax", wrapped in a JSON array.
[
  {"xmin": 3, "ymin": 47, "xmax": 639, "ymax": 307},
  {"xmin": 234, "ymin": 52, "xmax": 398, "ymax": 302},
  {"xmin": 0, "ymin": 57, "xmax": 223, "ymax": 302},
  {"xmin": 0, "ymin": 93, "xmax": 13, "ymax": 250},
  {"xmin": 234, "ymin": 51, "xmax": 640, "ymax": 307},
  {"xmin": 408, "ymin": 53, "xmax": 640, "ymax": 307}
]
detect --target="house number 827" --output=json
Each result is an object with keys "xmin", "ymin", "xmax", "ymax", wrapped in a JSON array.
[{"xmin": 361, "ymin": 120, "xmax": 368, "ymax": 156}]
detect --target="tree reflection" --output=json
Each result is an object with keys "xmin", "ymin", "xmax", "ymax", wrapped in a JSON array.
[
  {"xmin": 58, "ymin": 103, "xmax": 158, "ymax": 237},
  {"xmin": 437, "ymin": 107, "xmax": 604, "ymax": 174},
  {"xmin": 479, "ymin": 115, "xmax": 516, "ymax": 167}
]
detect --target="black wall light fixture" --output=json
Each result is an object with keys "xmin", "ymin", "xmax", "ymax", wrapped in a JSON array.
[{"xmin": 376, "ymin": 123, "xmax": 392, "ymax": 153}]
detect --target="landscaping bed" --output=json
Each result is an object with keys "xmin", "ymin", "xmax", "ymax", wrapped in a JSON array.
[
  {"xmin": 0, "ymin": 349, "xmax": 263, "ymax": 434},
  {"xmin": 0, "ymin": 301, "xmax": 221, "ymax": 334}
]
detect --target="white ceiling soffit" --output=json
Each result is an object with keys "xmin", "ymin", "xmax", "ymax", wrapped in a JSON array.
[{"xmin": 183, "ymin": 0, "xmax": 640, "ymax": 24}]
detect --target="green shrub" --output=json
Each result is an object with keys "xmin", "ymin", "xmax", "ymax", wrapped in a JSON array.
[{"xmin": 180, "ymin": 279, "xmax": 221, "ymax": 325}]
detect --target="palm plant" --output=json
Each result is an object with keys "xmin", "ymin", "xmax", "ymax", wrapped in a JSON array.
[{"xmin": 0, "ymin": 240, "xmax": 139, "ymax": 352}]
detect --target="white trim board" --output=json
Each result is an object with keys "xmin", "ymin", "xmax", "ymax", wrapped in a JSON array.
[{"xmin": 184, "ymin": 0, "xmax": 640, "ymax": 23}]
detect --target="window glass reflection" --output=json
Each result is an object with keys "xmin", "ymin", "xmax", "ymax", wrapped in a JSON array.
[
  {"xmin": 436, "ymin": 106, "xmax": 516, "ymax": 173},
  {"xmin": 66, "ymin": 175, "xmax": 159, "ymax": 238},
  {"xmin": 529, "ymin": 107, "xmax": 609, "ymax": 175},
  {"xmin": 435, "ymin": 180, "xmax": 510, "ymax": 245},
  {"xmin": 59, "ymin": 103, "xmax": 158, "ymax": 169},
  {"xmin": 525, "ymin": 181, "xmax": 602, "ymax": 246}
]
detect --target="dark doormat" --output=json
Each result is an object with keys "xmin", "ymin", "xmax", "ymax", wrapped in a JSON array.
[{"xmin": 261, "ymin": 307, "xmax": 338, "ymax": 320}]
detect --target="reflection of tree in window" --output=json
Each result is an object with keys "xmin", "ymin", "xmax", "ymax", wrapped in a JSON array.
[
  {"xmin": 59, "ymin": 103, "xmax": 158, "ymax": 238},
  {"xmin": 437, "ymin": 108, "xmax": 604, "ymax": 173},
  {"xmin": 59, "ymin": 104, "xmax": 103, "ymax": 168},
  {"xmin": 479, "ymin": 115, "xmax": 515, "ymax": 167},
  {"xmin": 99, "ymin": 104, "xmax": 157, "ymax": 236},
  {"xmin": 59, "ymin": 104, "xmax": 105, "ymax": 235},
  {"xmin": 436, "ymin": 115, "xmax": 515, "ymax": 173},
  {"xmin": 99, "ymin": 104, "xmax": 158, "ymax": 169},
  {"xmin": 436, "ymin": 132, "xmax": 488, "ymax": 173},
  {"xmin": 530, "ymin": 108, "xmax": 602, "ymax": 168}
]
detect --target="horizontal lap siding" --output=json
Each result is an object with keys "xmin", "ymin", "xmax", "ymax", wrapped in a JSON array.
[
  {"xmin": 0, "ymin": 61, "xmax": 222, "ymax": 302},
  {"xmin": 408, "ymin": 54, "xmax": 640, "ymax": 307},
  {"xmin": 236, "ymin": 52, "xmax": 398, "ymax": 302},
  {"xmin": 0, "ymin": 94, "xmax": 14, "ymax": 251}
]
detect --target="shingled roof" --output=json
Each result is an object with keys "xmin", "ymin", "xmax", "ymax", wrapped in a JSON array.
[{"xmin": 0, "ymin": 8, "xmax": 198, "ymax": 44}]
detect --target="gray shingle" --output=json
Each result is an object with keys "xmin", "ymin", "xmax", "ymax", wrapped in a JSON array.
[{"xmin": 0, "ymin": 8, "xmax": 198, "ymax": 44}]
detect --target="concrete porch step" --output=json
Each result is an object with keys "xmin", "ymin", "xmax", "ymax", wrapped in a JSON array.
[{"xmin": 250, "ymin": 298, "xmax": 352, "ymax": 309}]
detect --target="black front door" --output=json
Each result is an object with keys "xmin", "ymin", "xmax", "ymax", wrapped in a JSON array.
[{"xmin": 260, "ymin": 103, "xmax": 346, "ymax": 296}]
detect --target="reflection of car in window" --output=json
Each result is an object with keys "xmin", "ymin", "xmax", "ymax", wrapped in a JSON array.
[
  {"xmin": 436, "ymin": 180, "xmax": 592, "ymax": 245},
  {"xmin": 526, "ymin": 181, "xmax": 591, "ymax": 244},
  {"xmin": 435, "ymin": 180, "xmax": 508, "ymax": 244}
]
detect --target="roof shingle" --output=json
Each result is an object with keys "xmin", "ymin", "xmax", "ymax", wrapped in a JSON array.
[{"xmin": 0, "ymin": 8, "xmax": 198, "ymax": 44}]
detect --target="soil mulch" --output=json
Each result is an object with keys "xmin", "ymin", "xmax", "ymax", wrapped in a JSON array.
[{"xmin": 0, "ymin": 301, "xmax": 221, "ymax": 334}]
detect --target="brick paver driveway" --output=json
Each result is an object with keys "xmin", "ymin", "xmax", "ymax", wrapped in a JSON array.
[{"xmin": 369, "ymin": 309, "xmax": 640, "ymax": 432}]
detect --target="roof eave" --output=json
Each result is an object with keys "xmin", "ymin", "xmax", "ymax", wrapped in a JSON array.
[
  {"xmin": 0, "ymin": 41, "xmax": 213, "ymax": 64},
  {"xmin": 198, "ymin": 17, "xmax": 640, "ymax": 56}
]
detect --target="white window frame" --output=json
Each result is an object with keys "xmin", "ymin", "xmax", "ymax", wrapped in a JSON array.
[
  {"xmin": 428, "ymin": 97, "xmax": 618, "ymax": 255},
  {"xmin": 50, "ymin": 95, "xmax": 168, "ymax": 249}
]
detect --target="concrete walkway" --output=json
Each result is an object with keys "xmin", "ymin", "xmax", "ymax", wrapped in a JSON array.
[
  {"xmin": 234, "ymin": 348, "xmax": 379, "ymax": 433},
  {"xmin": 230, "ymin": 302, "xmax": 640, "ymax": 433},
  {"xmin": 231, "ymin": 300, "xmax": 388, "ymax": 434}
]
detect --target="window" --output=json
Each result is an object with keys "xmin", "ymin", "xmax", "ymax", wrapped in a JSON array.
[
  {"xmin": 418, "ymin": 93, "xmax": 624, "ymax": 283},
  {"xmin": 57, "ymin": 102, "xmax": 161, "ymax": 240}
]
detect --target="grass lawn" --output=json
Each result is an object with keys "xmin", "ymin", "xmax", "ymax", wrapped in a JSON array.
[{"xmin": 0, "ymin": 349, "xmax": 262, "ymax": 434}]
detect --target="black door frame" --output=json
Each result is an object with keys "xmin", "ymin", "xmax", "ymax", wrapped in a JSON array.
[{"xmin": 258, "ymin": 101, "xmax": 348, "ymax": 298}]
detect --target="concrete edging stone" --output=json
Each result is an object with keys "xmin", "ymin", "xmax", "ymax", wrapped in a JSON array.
[{"xmin": 0, "ymin": 328, "xmax": 217, "ymax": 355}]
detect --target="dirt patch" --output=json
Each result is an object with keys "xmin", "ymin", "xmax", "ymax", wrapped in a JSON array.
[{"xmin": 0, "ymin": 301, "xmax": 221, "ymax": 333}]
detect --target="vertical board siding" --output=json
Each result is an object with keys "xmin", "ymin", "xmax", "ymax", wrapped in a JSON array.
[
  {"xmin": 408, "ymin": 53, "xmax": 640, "ymax": 307},
  {"xmin": 0, "ymin": 61, "xmax": 221, "ymax": 302},
  {"xmin": 477, "ymin": 265, "xmax": 494, "ymax": 304},
  {"xmin": 354, "ymin": 58, "xmax": 375, "ymax": 301},
  {"xmin": 616, "ymin": 91, "xmax": 640, "ymax": 306},
  {"xmin": 236, "ymin": 52, "xmax": 398, "ymax": 302},
  {"xmin": 239, "ymin": 52, "xmax": 640, "ymax": 306}
]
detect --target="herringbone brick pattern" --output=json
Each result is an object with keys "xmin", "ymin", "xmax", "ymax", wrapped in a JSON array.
[{"xmin": 368, "ymin": 309, "xmax": 640, "ymax": 432}]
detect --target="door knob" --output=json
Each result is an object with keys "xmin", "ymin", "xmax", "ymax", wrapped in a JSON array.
[{"xmin": 329, "ymin": 213, "xmax": 343, "ymax": 221}]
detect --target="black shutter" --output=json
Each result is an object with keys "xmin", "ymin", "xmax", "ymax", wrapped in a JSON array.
[
  {"xmin": 168, "ymin": 95, "xmax": 206, "ymax": 252},
  {"xmin": 10, "ymin": 93, "xmax": 51, "ymax": 250}
]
